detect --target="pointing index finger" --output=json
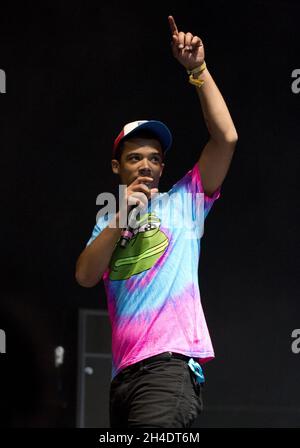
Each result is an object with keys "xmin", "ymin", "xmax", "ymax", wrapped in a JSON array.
[{"xmin": 168, "ymin": 15, "xmax": 178, "ymax": 35}]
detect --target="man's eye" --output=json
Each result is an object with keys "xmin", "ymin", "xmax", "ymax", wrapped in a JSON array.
[{"xmin": 129, "ymin": 156, "xmax": 160, "ymax": 162}]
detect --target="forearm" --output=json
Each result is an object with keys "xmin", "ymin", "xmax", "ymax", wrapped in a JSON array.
[
  {"xmin": 193, "ymin": 66, "xmax": 238, "ymax": 143},
  {"xmin": 75, "ymin": 214, "xmax": 122, "ymax": 288}
]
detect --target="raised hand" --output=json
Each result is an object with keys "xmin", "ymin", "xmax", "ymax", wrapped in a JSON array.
[{"xmin": 168, "ymin": 15, "xmax": 205, "ymax": 71}]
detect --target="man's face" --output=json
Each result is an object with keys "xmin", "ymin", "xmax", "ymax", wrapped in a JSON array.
[{"xmin": 111, "ymin": 137, "xmax": 165, "ymax": 189}]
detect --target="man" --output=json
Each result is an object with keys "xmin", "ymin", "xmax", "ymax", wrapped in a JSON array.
[{"xmin": 75, "ymin": 16, "xmax": 238, "ymax": 428}]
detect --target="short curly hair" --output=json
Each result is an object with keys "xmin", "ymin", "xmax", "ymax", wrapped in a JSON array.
[{"xmin": 113, "ymin": 129, "xmax": 164, "ymax": 162}]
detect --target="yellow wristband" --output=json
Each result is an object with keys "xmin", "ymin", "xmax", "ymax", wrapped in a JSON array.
[
  {"xmin": 187, "ymin": 61, "xmax": 206, "ymax": 88},
  {"xmin": 188, "ymin": 74, "xmax": 205, "ymax": 88}
]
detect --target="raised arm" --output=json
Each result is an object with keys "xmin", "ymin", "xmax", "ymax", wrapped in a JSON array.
[{"xmin": 168, "ymin": 15, "xmax": 238, "ymax": 197}]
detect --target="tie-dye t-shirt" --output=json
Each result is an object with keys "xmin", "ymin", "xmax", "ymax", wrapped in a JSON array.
[{"xmin": 86, "ymin": 162, "xmax": 221, "ymax": 380}]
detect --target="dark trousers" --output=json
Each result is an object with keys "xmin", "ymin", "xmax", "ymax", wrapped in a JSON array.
[{"xmin": 109, "ymin": 351, "xmax": 204, "ymax": 428}]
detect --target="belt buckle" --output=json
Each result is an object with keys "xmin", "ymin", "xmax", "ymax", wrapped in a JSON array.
[
  {"xmin": 153, "ymin": 351, "xmax": 172, "ymax": 360},
  {"xmin": 154, "ymin": 352, "xmax": 172, "ymax": 361},
  {"xmin": 149, "ymin": 352, "xmax": 172, "ymax": 364}
]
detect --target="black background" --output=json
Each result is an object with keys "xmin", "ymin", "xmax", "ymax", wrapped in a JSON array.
[{"xmin": 0, "ymin": 0, "xmax": 299, "ymax": 427}]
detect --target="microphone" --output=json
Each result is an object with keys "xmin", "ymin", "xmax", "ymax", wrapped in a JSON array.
[{"xmin": 119, "ymin": 182, "xmax": 151, "ymax": 249}]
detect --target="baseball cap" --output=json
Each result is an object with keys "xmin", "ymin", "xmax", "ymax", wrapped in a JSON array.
[{"xmin": 112, "ymin": 120, "xmax": 172, "ymax": 158}]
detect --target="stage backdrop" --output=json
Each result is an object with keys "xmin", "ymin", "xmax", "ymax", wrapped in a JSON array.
[{"xmin": 0, "ymin": 0, "xmax": 299, "ymax": 427}]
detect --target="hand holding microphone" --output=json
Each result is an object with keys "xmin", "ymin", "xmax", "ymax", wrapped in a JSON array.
[{"xmin": 119, "ymin": 176, "xmax": 158, "ymax": 248}]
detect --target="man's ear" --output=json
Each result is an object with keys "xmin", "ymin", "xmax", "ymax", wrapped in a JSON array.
[
  {"xmin": 111, "ymin": 159, "xmax": 120, "ymax": 175},
  {"xmin": 159, "ymin": 163, "xmax": 165, "ymax": 177}
]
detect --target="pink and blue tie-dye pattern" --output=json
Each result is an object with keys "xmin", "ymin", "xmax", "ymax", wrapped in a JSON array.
[{"xmin": 86, "ymin": 162, "xmax": 221, "ymax": 380}]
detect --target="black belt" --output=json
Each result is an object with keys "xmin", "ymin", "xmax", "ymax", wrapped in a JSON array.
[{"xmin": 115, "ymin": 351, "xmax": 191, "ymax": 380}]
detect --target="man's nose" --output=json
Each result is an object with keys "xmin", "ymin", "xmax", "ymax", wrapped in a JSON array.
[{"xmin": 138, "ymin": 159, "xmax": 151, "ymax": 175}]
